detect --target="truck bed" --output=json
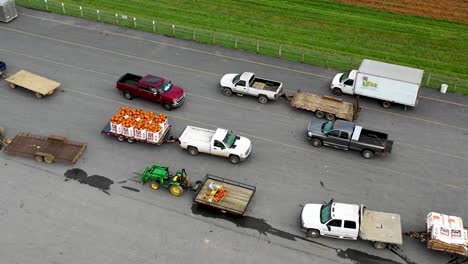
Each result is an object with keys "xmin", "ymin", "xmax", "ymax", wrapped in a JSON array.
[
  {"xmin": 3, "ymin": 133, "xmax": 86, "ymax": 163},
  {"xmin": 290, "ymin": 92, "xmax": 355, "ymax": 121},
  {"xmin": 117, "ymin": 73, "xmax": 142, "ymax": 89},
  {"xmin": 194, "ymin": 174, "xmax": 256, "ymax": 215},
  {"xmin": 5, "ymin": 70, "xmax": 61, "ymax": 95},
  {"xmin": 360, "ymin": 209, "xmax": 402, "ymax": 245},
  {"xmin": 251, "ymin": 77, "xmax": 281, "ymax": 92},
  {"xmin": 180, "ymin": 126, "xmax": 215, "ymax": 144}
]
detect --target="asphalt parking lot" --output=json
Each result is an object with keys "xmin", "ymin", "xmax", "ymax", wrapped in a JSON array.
[{"xmin": 0, "ymin": 7, "xmax": 467, "ymax": 264}]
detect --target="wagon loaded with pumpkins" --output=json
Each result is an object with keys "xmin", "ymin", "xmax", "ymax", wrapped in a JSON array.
[{"xmin": 101, "ymin": 106, "xmax": 174, "ymax": 145}]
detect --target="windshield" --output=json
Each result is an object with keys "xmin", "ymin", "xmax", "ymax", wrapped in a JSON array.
[
  {"xmin": 322, "ymin": 121, "xmax": 334, "ymax": 133},
  {"xmin": 232, "ymin": 74, "xmax": 241, "ymax": 85},
  {"xmin": 159, "ymin": 81, "xmax": 173, "ymax": 93},
  {"xmin": 339, "ymin": 72, "xmax": 350, "ymax": 82},
  {"xmin": 223, "ymin": 131, "xmax": 237, "ymax": 148},
  {"xmin": 320, "ymin": 203, "xmax": 332, "ymax": 224}
]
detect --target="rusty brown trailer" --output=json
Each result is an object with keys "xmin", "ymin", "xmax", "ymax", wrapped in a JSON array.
[
  {"xmin": 3, "ymin": 133, "xmax": 86, "ymax": 164},
  {"xmin": 286, "ymin": 92, "xmax": 360, "ymax": 121}
]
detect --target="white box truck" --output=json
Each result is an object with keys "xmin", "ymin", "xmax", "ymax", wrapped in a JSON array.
[{"xmin": 331, "ymin": 59, "xmax": 424, "ymax": 108}]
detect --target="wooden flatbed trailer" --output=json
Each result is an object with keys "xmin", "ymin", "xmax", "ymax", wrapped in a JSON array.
[
  {"xmin": 283, "ymin": 91, "xmax": 359, "ymax": 121},
  {"xmin": 1, "ymin": 131, "xmax": 86, "ymax": 164},
  {"xmin": 194, "ymin": 174, "xmax": 256, "ymax": 216},
  {"xmin": 4, "ymin": 70, "xmax": 61, "ymax": 98}
]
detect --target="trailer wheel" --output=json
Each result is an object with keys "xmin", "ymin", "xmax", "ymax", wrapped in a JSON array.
[
  {"xmin": 372, "ymin": 241, "xmax": 387, "ymax": 250},
  {"xmin": 311, "ymin": 138, "xmax": 322, "ymax": 147},
  {"xmin": 258, "ymin": 95, "xmax": 268, "ymax": 104},
  {"xmin": 361, "ymin": 149, "xmax": 374, "ymax": 159},
  {"xmin": 34, "ymin": 155, "xmax": 44, "ymax": 162},
  {"xmin": 162, "ymin": 103, "xmax": 173, "ymax": 111},
  {"xmin": 222, "ymin": 88, "xmax": 233, "ymax": 96},
  {"xmin": 123, "ymin": 90, "xmax": 133, "ymax": 100},
  {"xmin": 306, "ymin": 229, "xmax": 320, "ymax": 238},
  {"xmin": 148, "ymin": 180, "xmax": 159, "ymax": 190},
  {"xmin": 315, "ymin": 111, "xmax": 325, "ymax": 119},
  {"xmin": 117, "ymin": 136, "xmax": 125, "ymax": 142},
  {"xmin": 127, "ymin": 138, "xmax": 135, "ymax": 144},
  {"xmin": 169, "ymin": 185, "xmax": 184, "ymax": 196},
  {"xmin": 44, "ymin": 156, "xmax": 55, "ymax": 164},
  {"xmin": 35, "ymin": 92, "xmax": 44, "ymax": 98},
  {"xmin": 0, "ymin": 127, "xmax": 4, "ymax": 137},
  {"xmin": 188, "ymin": 146, "xmax": 199, "ymax": 156},
  {"xmin": 325, "ymin": 113, "xmax": 335, "ymax": 121},
  {"xmin": 9, "ymin": 83, "xmax": 16, "ymax": 89},
  {"xmin": 381, "ymin": 101, "xmax": 392, "ymax": 109},
  {"xmin": 229, "ymin": 155, "xmax": 240, "ymax": 164},
  {"xmin": 332, "ymin": 88, "xmax": 342, "ymax": 96}
]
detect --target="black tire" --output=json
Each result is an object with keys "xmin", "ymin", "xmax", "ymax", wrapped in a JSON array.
[
  {"xmin": 372, "ymin": 242, "xmax": 387, "ymax": 250},
  {"xmin": 35, "ymin": 92, "xmax": 44, "ymax": 99},
  {"xmin": 361, "ymin": 149, "xmax": 374, "ymax": 159},
  {"xmin": 311, "ymin": 138, "xmax": 322, "ymax": 147},
  {"xmin": 306, "ymin": 229, "xmax": 320, "ymax": 238},
  {"xmin": 229, "ymin": 155, "xmax": 240, "ymax": 164},
  {"xmin": 325, "ymin": 113, "xmax": 335, "ymax": 121},
  {"xmin": 44, "ymin": 156, "xmax": 55, "ymax": 164},
  {"xmin": 9, "ymin": 83, "xmax": 16, "ymax": 89},
  {"xmin": 123, "ymin": 90, "xmax": 133, "ymax": 100},
  {"xmin": 258, "ymin": 95, "xmax": 268, "ymax": 104},
  {"xmin": 148, "ymin": 180, "xmax": 159, "ymax": 190},
  {"xmin": 315, "ymin": 111, "xmax": 325, "ymax": 119},
  {"xmin": 117, "ymin": 136, "xmax": 125, "ymax": 142},
  {"xmin": 381, "ymin": 101, "xmax": 392, "ymax": 109},
  {"xmin": 162, "ymin": 102, "xmax": 173, "ymax": 111},
  {"xmin": 332, "ymin": 87, "xmax": 342, "ymax": 96},
  {"xmin": 169, "ymin": 185, "xmax": 184, "ymax": 196},
  {"xmin": 127, "ymin": 138, "xmax": 135, "ymax": 144},
  {"xmin": 188, "ymin": 146, "xmax": 199, "ymax": 156},
  {"xmin": 34, "ymin": 155, "xmax": 44, "ymax": 162},
  {"xmin": 222, "ymin": 88, "xmax": 233, "ymax": 96}
]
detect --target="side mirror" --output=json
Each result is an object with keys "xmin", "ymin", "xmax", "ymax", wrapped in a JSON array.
[{"xmin": 169, "ymin": 81, "xmax": 172, "ymax": 84}]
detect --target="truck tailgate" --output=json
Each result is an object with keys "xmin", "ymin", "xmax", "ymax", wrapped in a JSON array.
[{"xmin": 360, "ymin": 209, "xmax": 402, "ymax": 245}]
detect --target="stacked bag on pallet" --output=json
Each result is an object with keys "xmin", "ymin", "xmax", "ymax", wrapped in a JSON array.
[
  {"xmin": 109, "ymin": 106, "xmax": 168, "ymax": 143},
  {"xmin": 426, "ymin": 212, "xmax": 468, "ymax": 255}
]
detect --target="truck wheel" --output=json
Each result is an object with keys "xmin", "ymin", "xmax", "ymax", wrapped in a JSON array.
[
  {"xmin": 258, "ymin": 95, "xmax": 268, "ymax": 104},
  {"xmin": 169, "ymin": 185, "xmax": 184, "ymax": 196},
  {"xmin": 372, "ymin": 241, "xmax": 387, "ymax": 250},
  {"xmin": 306, "ymin": 229, "xmax": 320, "ymax": 238},
  {"xmin": 162, "ymin": 103, "xmax": 173, "ymax": 111},
  {"xmin": 325, "ymin": 113, "xmax": 335, "ymax": 121},
  {"xmin": 9, "ymin": 83, "xmax": 16, "ymax": 89},
  {"xmin": 127, "ymin": 138, "xmax": 135, "ymax": 144},
  {"xmin": 148, "ymin": 180, "xmax": 159, "ymax": 190},
  {"xmin": 222, "ymin": 88, "xmax": 233, "ymax": 96},
  {"xmin": 44, "ymin": 156, "xmax": 55, "ymax": 164},
  {"xmin": 361, "ymin": 149, "xmax": 374, "ymax": 159},
  {"xmin": 34, "ymin": 155, "xmax": 44, "ymax": 162},
  {"xmin": 229, "ymin": 155, "xmax": 240, "ymax": 164},
  {"xmin": 315, "ymin": 111, "xmax": 325, "ymax": 119},
  {"xmin": 117, "ymin": 136, "xmax": 125, "ymax": 142},
  {"xmin": 381, "ymin": 101, "xmax": 392, "ymax": 109},
  {"xmin": 188, "ymin": 146, "xmax": 199, "ymax": 156},
  {"xmin": 123, "ymin": 91, "xmax": 133, "ymax": 100},
  {"xmin": 311, "ymin": 138, "xmax": 322, "ymax": 147},
  {"xmin": 332, "ymin": 88, "xmax": 342, "ymax": 96}
]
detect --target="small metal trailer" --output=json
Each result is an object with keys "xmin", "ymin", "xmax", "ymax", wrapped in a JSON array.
[
  {"xmin": 282, "ymin": 91, "xmax": 359, "ymax": 121},
  {"xmin": 4, "ymin": 70, "xmax": 61, "ymax": 98},
  {"xmin": 194, "ymin": 174, "xmax": 256, "ymax": 216},
  {"xmin": 1, "ymin": 130, "xmax": 86, "ymax": 164}
]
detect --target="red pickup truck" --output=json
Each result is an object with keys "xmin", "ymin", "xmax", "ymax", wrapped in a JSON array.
[{"xmin": 116, "ymin": 73, "xmax": 185, "ymax": 110}]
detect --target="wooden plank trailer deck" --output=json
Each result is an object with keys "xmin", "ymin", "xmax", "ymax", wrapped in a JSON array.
[
  {"xmin": 4, "ymin": 70, "xmax": 61, "ymax": 98},
  {"xmin": 1, "ymin": 132, "xmax": 86, "ymax": 164},
  {"xmin": 194, "ymin": 174, "xmax": 256, "ymax": 215},
  {"xmin": 283, "ymin": 91, "xmax": 359, "ymax": 121}
]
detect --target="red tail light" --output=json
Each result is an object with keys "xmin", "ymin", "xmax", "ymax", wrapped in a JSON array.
[
  {"xmin": 177, "ymin": 139, "xmax": 181, "ymax": 145},
  {"xmin": 381, "ymin": 148, "xmax": 385, "ymax": 153}
]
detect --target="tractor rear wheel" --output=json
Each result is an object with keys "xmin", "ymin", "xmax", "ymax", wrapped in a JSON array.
[
  {"xmin": 148, "ymin": 180, "xmax": 159, "ymax": 190},
  {"xmin": 169, "ymin": 185, "xmax": 184, "ymax": 196}
]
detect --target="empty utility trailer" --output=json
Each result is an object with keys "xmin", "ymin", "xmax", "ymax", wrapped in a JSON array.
[{"xmin": 0, "ymin": 0, "xmax": 17, "ymax": 23}]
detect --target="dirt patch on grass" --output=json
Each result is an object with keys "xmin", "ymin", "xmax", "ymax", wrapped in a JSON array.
[{"xmin": 333, "ymin": 0, "xmax": 468, "ymax": 23}]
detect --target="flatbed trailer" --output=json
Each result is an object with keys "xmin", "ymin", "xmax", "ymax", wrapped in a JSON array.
[
  {"xmin": 194, "ymin": 174, "xmax": 256, "ymax": 215},
  {"xmin": 360, "ymin": 208, "xmax": 403, "ymax": 247},
  {"xmin": 101, "ymin": 122, "xmax": 173, "ymax": 145},
  {"xmin": 283, "ymin": 91, "xmax": 359, "ymax": 121},
  {"xmin": 4, "ymin": 70, "xmax": 61, "ymax": 98},
  {"xmin": 2, "ymin": 132, "xmax": 86, "ymax": 164}
]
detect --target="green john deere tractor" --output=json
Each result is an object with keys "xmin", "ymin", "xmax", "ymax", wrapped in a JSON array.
[{"xmin": 140, "ymin": 164, "xmax": 189, "ymax": 196}]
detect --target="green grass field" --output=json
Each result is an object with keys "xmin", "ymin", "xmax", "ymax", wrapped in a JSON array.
[{"xmin": 17, "ymin": 0, "xmax": 468, "ymax": 93}]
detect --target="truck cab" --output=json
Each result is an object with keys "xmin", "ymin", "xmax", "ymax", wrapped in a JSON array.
[
  {"xmin": 301, "ymin": 201, "xmax": 360, "ymax": 240},
  {"xmin": 331, "ymin": 70, "xmax": 357, "ymax": 96}
]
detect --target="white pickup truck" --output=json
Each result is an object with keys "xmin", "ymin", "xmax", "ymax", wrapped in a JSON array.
[
  {"xmin": 220, "ymin": 72, "xmax": 283, "ymax": 104},
  {"xmin": 178, "ymin": 126, "xmax": 252, "ymax": 164},
  {"xmin": 300, "ymin": 200, "xmax": 402, "ymax": 249}
]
